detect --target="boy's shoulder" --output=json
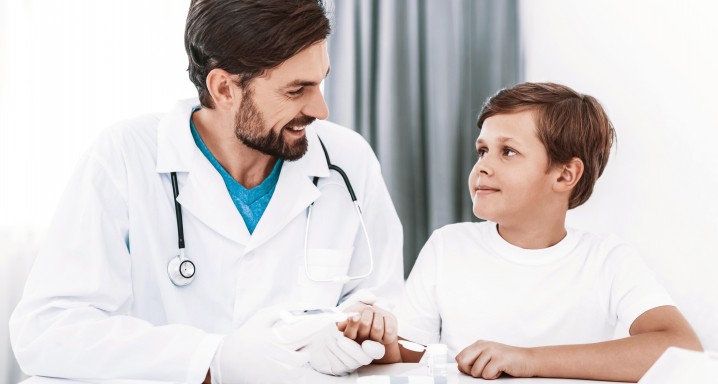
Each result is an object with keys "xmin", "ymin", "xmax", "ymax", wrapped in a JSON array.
[
  {"xmin": 431, "ymin": 222, "xmax": 638, "ymax": 262},
  {"xmin": 569, "ymin": 228, "xmax": 649, "ymax": 271},
  {"xmin": 570, "ymin": 227, "xmax": 632, "ymax": 252},
  {"xmin": 429, "ymin": 221, "xmax": 494, "ymax": 246}
]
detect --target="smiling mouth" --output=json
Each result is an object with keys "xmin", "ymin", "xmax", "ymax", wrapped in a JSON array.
[
  {"xmin": 286, "ymin": 126, "xmax": 305, "ymax": 132},
  {"xmin": 476, "ymin": 186, "xmax": 500, "ymax": 194}
]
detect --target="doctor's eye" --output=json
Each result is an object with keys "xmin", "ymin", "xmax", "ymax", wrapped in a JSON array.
[{"xmin": 287, "ymin": 87, "xmax": 305, "ymax": 97}]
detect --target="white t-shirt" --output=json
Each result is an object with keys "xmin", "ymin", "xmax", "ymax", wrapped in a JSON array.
[{"xmin": 397, "ymin": 221, "xmax": 674, "ymax": 359}]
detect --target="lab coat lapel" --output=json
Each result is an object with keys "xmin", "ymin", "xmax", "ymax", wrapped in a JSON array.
[
  {"xmin": 244, "ymin": 128, "xmax": 328, "ymax": 253},
  {"xmin": 178, "ymin": 159, "xmax": 251, "ymax": 245},
  {"xmin": 156, "ymin": 99, "xmax": 250, "ymax": 245}
]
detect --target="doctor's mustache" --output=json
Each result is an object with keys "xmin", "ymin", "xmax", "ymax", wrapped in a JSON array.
[{"xmin": 284, "ymin": 115, "xmax": 315, "ymax": 130}]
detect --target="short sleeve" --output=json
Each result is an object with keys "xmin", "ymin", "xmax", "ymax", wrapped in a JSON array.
[
  {"xmin": 604, "ymin": 243, "xmax": 675, "ymax": 331},
  {"xmin": 395, "ymin": 231, "xmax": 442, "ymax": 345}
]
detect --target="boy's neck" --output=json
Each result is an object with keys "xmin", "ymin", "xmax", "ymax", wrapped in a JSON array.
[{"xmin": 496, "ymin": 215, "xmax": 567, "ymax": 250}]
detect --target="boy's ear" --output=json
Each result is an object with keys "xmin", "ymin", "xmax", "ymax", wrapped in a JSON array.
[
  {"xmin": 554, "ymin": 157, "xmax": 584, "ymax": 193},
  {"xmin": 205, "ymin": 68, "xmax": 242, "ymax": 110}
]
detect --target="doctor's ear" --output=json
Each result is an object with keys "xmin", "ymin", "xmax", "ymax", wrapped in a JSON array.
[
  {"xmin": 553, "ymin": 157, "xmax": 584, "ymax": 193},
  {"xmin": 205, "ymin": 68, "xmax": 243, "ymax": 110}
]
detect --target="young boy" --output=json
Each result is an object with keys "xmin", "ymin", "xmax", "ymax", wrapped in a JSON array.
[{"xmin": 339, "ymin": 82, "xmax": 702, "ymax": 381}]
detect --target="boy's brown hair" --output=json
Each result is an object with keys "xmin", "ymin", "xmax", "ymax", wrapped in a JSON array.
[{"xmin": 477, "ymin": 82, "xmax": 616, "ymax": 209}]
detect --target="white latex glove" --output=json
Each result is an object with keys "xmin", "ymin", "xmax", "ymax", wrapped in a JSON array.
[
  {"xmin": 307, "ymin": 326, "xmax": 386, "ymax": 376},
  {"xmin": 337, "ymin": 289, "xmax": 392, "ymax": 312},
  {"xmin": 211, "ymin": 307, "xmax": 338, "ymax": 384}
]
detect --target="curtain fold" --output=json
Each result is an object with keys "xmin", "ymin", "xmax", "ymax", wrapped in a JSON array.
[{"xmin": 325, "ymin": 0, "xmax": 521, "ymax": 275}]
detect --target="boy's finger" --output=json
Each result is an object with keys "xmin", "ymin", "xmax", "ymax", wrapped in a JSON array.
[
  {"xmin": 369, "ymin": 313, "xmax": 385, "ymax": 342},
  {"xmin": 356, "ymin": 308, "xmax": 374, "ymax": 340},
  {"xmin": 470, "ymin": 350, "xmax": 491, "ymax": 378},
  {"xmin": 382, "ymin": 314, "xmax": 398, "ymax": 344},
  {"xmin": 456, "ymin": 347, "xmax": 480, "ymax": 374},
  {"xmin": 482, "ymin": 360, "xmax": 503, "ymax": 380},
  {"xmin": 343, "ymin": 322, "xmax": 358, "ymax": 340}
]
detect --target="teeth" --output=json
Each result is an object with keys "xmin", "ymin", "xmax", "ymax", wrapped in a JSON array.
[{"xmin": 288, "ymin": 126, "xmax": 305, "ymax": 131}]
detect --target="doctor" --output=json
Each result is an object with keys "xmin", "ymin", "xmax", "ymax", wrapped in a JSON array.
[{"xmin": 9, "ymin": 0, "xmax": 403, "ymax": 383}]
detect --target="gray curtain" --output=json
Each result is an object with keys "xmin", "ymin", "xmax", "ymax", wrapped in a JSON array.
[{"xmin": 324, "ymin": 0, "xmax": 521, "ymax": 276}]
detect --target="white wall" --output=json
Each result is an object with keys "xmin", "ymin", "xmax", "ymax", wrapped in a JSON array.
[
  {"xmin": 0, "ymin": 0, "xmax": 194, "ymax": 231},
  {"xmin": 520, "ymin": 0, "xmax": 718, "ymax": 350}
]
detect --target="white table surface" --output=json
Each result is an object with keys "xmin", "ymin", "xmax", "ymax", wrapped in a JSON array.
[{"xmin": 20, "ymin": 363, "xmax": 628, "ymax": 384}]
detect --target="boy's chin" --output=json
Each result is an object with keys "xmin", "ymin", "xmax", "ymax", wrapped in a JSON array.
[{"xmin": 472, "ymin": 207, "xmax": 495, "ymax": 222}]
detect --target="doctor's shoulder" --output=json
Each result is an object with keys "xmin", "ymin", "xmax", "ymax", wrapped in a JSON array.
[{"xmin": 83, "ymin": 114, "xmax": 163, "ymax": 166}]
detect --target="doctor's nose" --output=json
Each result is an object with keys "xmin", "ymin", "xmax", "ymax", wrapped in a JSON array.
[{"xmin": 303, "ymin": 88, "xmax": 329, "ymax": 120}]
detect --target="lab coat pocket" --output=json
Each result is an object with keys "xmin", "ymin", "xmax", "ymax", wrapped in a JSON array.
[{"xmin": 297, "ymin": 247, "xmax": 354, "ymax": 308}]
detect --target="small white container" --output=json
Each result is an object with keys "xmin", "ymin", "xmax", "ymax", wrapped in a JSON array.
[{"xmin": 426, "ymin": 343, "xmax": 448, "ymax": 379}]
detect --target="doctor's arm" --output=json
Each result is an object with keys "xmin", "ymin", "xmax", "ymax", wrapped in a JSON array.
[
  {"xmin": 9, "ymin": 134, "xmax": 221, "ymax": 382},
  {"xmin": 456, "ymin": 305, "xmax": 702, "ymax": 382}
]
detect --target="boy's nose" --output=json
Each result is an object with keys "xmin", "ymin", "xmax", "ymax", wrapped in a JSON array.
[{"xmin": 474, "ymin": 157, "xmax": 493, "ymax": 176}]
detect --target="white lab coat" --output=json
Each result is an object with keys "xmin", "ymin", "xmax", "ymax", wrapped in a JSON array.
[{"xmin": 9, "ymin": 99, "xmax": 404, "ymax": 383}]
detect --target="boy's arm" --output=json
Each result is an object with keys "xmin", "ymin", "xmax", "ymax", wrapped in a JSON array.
[
  {"xmin": 398, "ymin": 337, "xmax": 426, "ymax": 363},
  {"xmin": 533, "ymin": 305, "xmax": 701, "ymax": 382},
  {"xmin": 456, "ymin": 305, "xmax": 702, "ymax": 382}
]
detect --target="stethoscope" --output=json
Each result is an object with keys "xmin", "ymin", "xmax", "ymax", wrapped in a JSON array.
[
  {"xmin": 167, "ymin": 172, "xmax": 195, "ymax": 286},
  {"xmin": 167, "ymin": 137, "xmax": 374, "ymax": 286}
]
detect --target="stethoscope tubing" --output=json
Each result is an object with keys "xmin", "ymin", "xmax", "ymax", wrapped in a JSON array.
[
  {"xmin": 168, "ymin": 136, "xmax": 374, "ymax": 286},
  {"xmin": 304, "ymin": 137, "xmax": 373, "ymax": 283},
  {"xmin": 171, "ymin": 172, "xmax": 185, "ymax": 250}
]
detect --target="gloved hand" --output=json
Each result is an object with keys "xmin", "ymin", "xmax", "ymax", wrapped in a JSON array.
[
  {"xmin": 305, "ymin": 289, "xmax": 395, "ymax": 376},
  {"xmin": 336, "ymin": 289, "xmax": 390, "ymax": 312},
  {"xmin": 306, "ymin": 326, "xmax": 386, "ymax": 376},
  {"xmin": 210, "ymin": 307, "xmax": 338, "ymax": 384}
]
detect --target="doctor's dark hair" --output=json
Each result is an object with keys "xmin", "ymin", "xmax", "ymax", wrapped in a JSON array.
[
  {"xmin": 477, "ymin": 82, "xmax": 616, "ymax": 209},
  {"xmin": 184, "ymin": 0, "xmax": 331, "ymax": 108}
]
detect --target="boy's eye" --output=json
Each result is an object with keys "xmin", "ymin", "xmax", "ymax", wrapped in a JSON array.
[
  {"xmin": 503, "ymin": 147, "xmax": 517, "ymax": 157},
  {"xmin": 477, "ymin": 148, "xmax": 487, "ymax": 159}
]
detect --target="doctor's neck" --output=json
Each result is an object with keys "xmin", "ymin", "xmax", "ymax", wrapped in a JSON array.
[{"xmin": 191, "ymin": 108, "xmax": 278, "ymax": 189}]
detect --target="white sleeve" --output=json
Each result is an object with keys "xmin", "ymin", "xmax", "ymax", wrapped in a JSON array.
[
  {"xmin": 395, "ymin": 231, "xmax": 442, "ymax": 346},
  {"xmin": 339, "ymin": 148, "xmax": 404, "ymax": 309},
  {"xmin": 9, "ymin": 136, "xmax": 222, "ymax": 383},
  {"xmin": 604, "ymin": 243, "xmax": 675, "ymax": 331}
]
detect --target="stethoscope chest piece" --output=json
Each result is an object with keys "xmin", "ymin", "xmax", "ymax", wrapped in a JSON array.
[{"xmin": 167, "ymin": 251, "xmax": 195, "ymax": 286}]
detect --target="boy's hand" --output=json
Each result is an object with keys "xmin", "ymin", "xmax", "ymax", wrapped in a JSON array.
[
  {"xmin": 456, "ymin": 340, "xmax": 536, "ymax": 379},
  {"xmin": 337, "ymin": 304, "xmax": 401, "ymax": 363},
  {"xmin": 337, "ymin": 304, "xmax": 397, "ymax": 345}
]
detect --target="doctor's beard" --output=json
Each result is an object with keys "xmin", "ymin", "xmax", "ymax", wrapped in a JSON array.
[{"xmin": 233, "ymin": 90, "xmax": 314, "ymax": 161}]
